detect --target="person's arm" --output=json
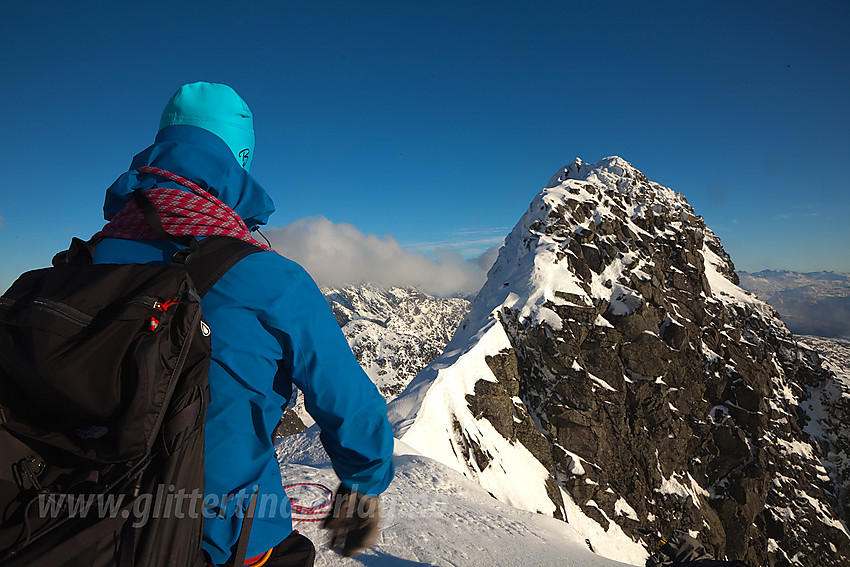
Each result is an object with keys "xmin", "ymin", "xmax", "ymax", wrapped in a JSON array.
[{"xmin": 264, "ymin": 260, "xmax": 395, "ymax": 495}]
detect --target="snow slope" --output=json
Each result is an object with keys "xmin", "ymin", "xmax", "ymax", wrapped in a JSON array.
[{"xmin": 275, "ymin": 429, "xmax": 637, "ymax": 567}]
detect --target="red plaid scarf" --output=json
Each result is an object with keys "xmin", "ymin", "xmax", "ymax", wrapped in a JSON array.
[{"xmin": 94, "ymin": 166, "xmax": 273, "ymax": 251}]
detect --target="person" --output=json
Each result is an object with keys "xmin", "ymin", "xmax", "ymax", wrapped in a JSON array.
[{"xmin": 91, "ymin": 82, "xmax": 395, "ymax": 566}]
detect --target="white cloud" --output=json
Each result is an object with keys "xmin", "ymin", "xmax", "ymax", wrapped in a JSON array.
[
  {"xmin": 402, "ymin": 227, "xmax": 508, "ymax": 258},
  {"xmin": 263, "ymin": 217, "xmax": 501, "ymax": 297}
]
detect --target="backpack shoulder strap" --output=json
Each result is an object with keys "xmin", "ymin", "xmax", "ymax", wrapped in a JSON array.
[{"xmin": 178, "ymin": 236, "xmax": 264, "ymax": 298}]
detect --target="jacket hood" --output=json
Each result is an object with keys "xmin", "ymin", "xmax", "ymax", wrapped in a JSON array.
[{"xmin": 103, "ymin": 125, "xmax": 275, "ymax": 228}]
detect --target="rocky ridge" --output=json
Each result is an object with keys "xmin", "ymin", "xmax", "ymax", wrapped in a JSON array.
[{"xmin": 390, "ymin": 157, "xmax": 849, "ymax": 566}]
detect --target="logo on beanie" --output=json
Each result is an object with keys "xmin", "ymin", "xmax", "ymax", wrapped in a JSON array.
[{"xmin": 239, "ymin": 148, "xmax": 250, "ymax": 167}]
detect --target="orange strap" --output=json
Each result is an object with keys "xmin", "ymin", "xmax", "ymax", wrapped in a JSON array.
[{"xmin": 244, "ymin": 549, "xmax": 273, "ymax": 567}]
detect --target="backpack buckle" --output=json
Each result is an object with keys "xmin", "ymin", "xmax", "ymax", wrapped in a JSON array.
[
  {"xmin": 13, "ymin": 456, "xmax": 45, "ymax": 491},
  {"xmin": 172, "ymin": 248, "xmax": 194, "ymax": 264}
]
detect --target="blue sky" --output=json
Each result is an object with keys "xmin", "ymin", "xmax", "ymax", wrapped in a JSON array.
[{"xmin": 1, "ymin": 1, "xmax": 848, "ymax": 294}]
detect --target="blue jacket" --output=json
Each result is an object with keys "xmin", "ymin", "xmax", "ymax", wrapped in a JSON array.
[{"xmin": 93, "ymin": 125, "xmax": 394, "ymax": 564}]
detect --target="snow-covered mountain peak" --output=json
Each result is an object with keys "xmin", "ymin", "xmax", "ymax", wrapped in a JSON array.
[
  {"xmin": 463, "ymin": 157, "xmax": 741, "ymax": 349},
  {"xmin": 391, "ymin": 158, "xmax": 849, "ymax": 566},
  {"xmin": 548, "ymin": 156, "xmax": 645, "ymax": 186}
]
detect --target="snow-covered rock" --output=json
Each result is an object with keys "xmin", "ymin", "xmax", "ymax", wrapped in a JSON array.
[{"xmin": 797, "ymin": 335, "xmax": 850, "ymax": 520}]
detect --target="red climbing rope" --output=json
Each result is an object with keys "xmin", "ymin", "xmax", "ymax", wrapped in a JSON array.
[{"xmin": 283, "ymin": 483, "xmax": 334, "ymax": 523}]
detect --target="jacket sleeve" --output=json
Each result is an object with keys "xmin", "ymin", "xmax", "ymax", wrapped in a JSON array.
[{"xmin": 260, "ymin": 256, "xmax": 395, "ymax": 496}]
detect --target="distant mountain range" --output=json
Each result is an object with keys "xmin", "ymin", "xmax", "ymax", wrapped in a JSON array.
[
  {"xmin": 322, "ymin": 284, "xmax": 471, "ymax": 399},
  {"xmin": 737, "ymin": 270, "xmax": 850, "ymax": 339}
]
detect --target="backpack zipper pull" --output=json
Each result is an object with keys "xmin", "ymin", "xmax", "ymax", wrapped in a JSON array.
[{"xmin": 157, "ymin": 296, "xmax": 181, "ymax": 311}]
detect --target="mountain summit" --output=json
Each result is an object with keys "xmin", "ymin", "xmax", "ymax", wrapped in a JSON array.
[{"xmin": 390, "ymin": 157, "xmax": 849, "ymax": 565}]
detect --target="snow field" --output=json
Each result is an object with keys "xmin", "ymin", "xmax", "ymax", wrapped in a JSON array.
[{"xmin": 275, "ymin": 431, "xmax": 638, "ymax": 566}]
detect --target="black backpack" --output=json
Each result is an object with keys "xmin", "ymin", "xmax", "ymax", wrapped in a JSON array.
[{"xmin": 0, "ymin": 235, "xmax": 260, "ymax": 566}]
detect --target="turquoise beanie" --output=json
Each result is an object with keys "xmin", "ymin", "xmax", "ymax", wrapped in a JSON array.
[{"xmin": 159, "ymin": 82, "xmax": 255, "ymax": 171}]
